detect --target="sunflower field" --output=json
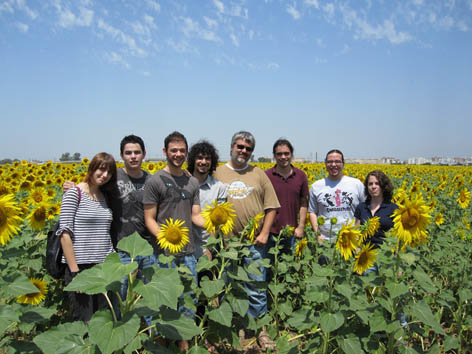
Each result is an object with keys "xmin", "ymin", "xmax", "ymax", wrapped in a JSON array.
[{"xmin": 1, "ymin": 160, "xmax": 471, "ymax": 353}]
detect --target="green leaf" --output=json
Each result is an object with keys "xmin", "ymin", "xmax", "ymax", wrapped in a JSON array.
[
  {"xmin": 410, "ymin": 301, "xmax": 445, "ymax": 335},
  {"xmin": 399, "ymin": 252, "xmax": 416, "ymax": 265},
  {"xmin": 228, "ymin": 266, "xmax": 251, "ymax": 282},
  {"xmin": 135, "ymin": 267, "xmax": 184, "ymax": 310},
  {"xmin": 156, "ymin": 308, "xmax": 202, "ymax": 340},
  {"xmin": 188, "ymin": 346, "xmax": 210, "ymax": 354},
  {"xmin": 227, "ymin": 294, "xmax": 249, "ymax": 317},
  {"xmin": 196, "ymin": 256, "xmax": 218, "ymax": 273},
  {"xmin": 458, "ymin": 288, "xmax": 472, "ymax": 303},
  {"xmin": 443, "ymin": 335, "xmax": 460, "ymax": 351},
  {"xmin": 65, "ymin": 254, "xmax": 137, "ymax": 294},
  {"xmin": 337, "ymin": 336, "xmax": 364, "ymax": 354},
  {"xmin": 320, "ymin": 312, "xmax": 344, "ymax": 333},
  {"xmin": 4, "ymin": 273, "xmax": 39, "ymax": 296},
  {"xmin": 89, "ymin": 310, "xmax": 140, "ymax": 354},
  {"xmin": 0, "ymin": 305, "xmax": 20, "ymax": 333},
  {"xmin": 268, "ymin": 283, "xmax": 285, "ymax": 296},
  {"xmin": 312, "ymin": 264, "xmax": 334, "ymax": 277},
  {"xmin": 412, "ymin": 270, "xmax": 437, "ymax": 293},
  {"xmin": 208, "ymin": 300, "xmax": 233, "ymax": 327},
  {"xmin": 116, "ymin": 232, "xmax": 153, "ymax": 258},
  {"xmin": 335, "ymin": 283, "xmax": 353, "ymax": 300},
  {"xmin": 221, "ymin": 248, "xmax": 239, "ymax": 260},
  {"xmin": 386, "ymin": 281, "xmax": 410, "ymax": 299},
  {"xmin": 19, "ymin": 307, "xmax": 56, "ymax": 323},
  {"xmin": 377, "ymin": 298, "xmax": 394, "ymax": 313},
  {"xmin": 246, "ymin": 262, "xmax": 262, "ymax": 277},
  {"xmin": 306, "ymin": 286, "xmax": 329, "ymax": 304},
  {"xmin": 275, "ymin": 336, "xmax": 299, "ymax": 354},
  {"xmin": 33, "ymin": 321, "xmax": 90, "ymax": 354},
  {"xmin": 200, "ymin": 278, "xmax": 225, "ymax": 298},
  {"xmin": 123, "ymin": 333, "xmax": 147, "ymax": 354},
  {"xmin": 369, "ymin": 311, "xmax": 387, "ymax": 332}
]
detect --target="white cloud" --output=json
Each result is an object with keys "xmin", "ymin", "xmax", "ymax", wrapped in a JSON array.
[
  {"xmin": 287, "ymin": 5, "xmax": 301, "ymax": 20},
  {"xmin": 230, "ymin": 33, "xmax": 239, "ymax": 47},
  {"xmin": 204, "ymin": 16, "xmax": 218, "ymax": 29},
  {"xmin": 141, "ymin": 71, "xmax": 151, "ymax": 76},
  {"xmin": 213, "ymin": 0, "xmax": 224, "ymax": 14},
  {"xmin": 181, "ymin": 17, "xmax": 222, "ymax": 42},
  {"xmin": 104, "ymin": 51, "xmax": 130, "ymax": 69},
  {"xmin": 144, "ymin": 15, "xmax": 157, "ymax": 29},
  {"xmin": 438, "ymin": 16, "xmax": 454, "ymax": 30},
  {"xmin": 315, "ymin": 37, "xmax": 324, "ymax": 47},
  {"xmin": 267, "ymin": 62, "xmax": 280, "ymax": 69},
  {"xmin": 15, "ymin": 22, "xmax": 29, "ymax": 32},
  {"xmin": 215, "ymin": 53, "xmax": 235, "ymax": 65},
  {"xmin": 314, "ymin": 57, "xmax": 327, "ymax": 64},
  {"xmin": 323, "ymin": 3, "xmax": 335, "ymax": 20},
  {"xmin": 167, "ymin": 38, "xmax": 199, "ymax": 54},
  {"xmin": 411, "ymin": 0, "xmax": 424, "ymax": 6},
  {"xmin": 248, "ymin": 30, "xmax": 254, "ymax": 40},
  {"xmin": 16, "ymin": 0, "xmax": 38, "ymax": 19},
  {"xmin": 53, "ymin": 1, "xmax": 94, "ymax": 29},
  {"xmin": 340, "ymin": 43, "xmax": 350, "ymax": 55},
  {"xmin": 229, "ymin": 4, "xmax": 248, "ymax": 19},
  {"xmin": 304, "ymin": 0, "xmax": 319, "ymax": 9},
  {"xmin": 145, "ymin": 0, "xmax": 160, "ymax": 13},
  {"xmin": 445, "ymin": 0, "xmax": 455, "ymax": 10},
  {"xmin": 0, "ymin": 1, "xmax": 14, "ymax": 14},
  {"xmin": 457, "ymin": 21, "xmax": 468, "ymax": 31},
  {"xmin": 98, "ymin": 19, "xmax": 147, "ymax": 57},
  {"xmin": 340, "ymin": 5, "xmax": 412, "ymax": 44}
]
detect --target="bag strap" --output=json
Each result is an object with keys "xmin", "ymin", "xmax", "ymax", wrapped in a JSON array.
[{"xmin": 75, "ymin": 186, "xmax": 82, "ymax": 205}]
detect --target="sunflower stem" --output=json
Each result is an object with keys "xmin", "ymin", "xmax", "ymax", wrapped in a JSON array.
[{"xmin": 103, "ymin": 292, "xmax": 118, "ymax": 323}]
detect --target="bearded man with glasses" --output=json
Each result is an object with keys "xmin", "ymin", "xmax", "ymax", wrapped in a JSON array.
[{"xmin": 308, "ymin": 149, "xmax": 365, "ymax": 246}]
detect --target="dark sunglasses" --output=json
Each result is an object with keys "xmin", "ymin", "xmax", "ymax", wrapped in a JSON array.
[{"xmin": 236, "ymin": 144, "xmax": 253, "ymax": 152}]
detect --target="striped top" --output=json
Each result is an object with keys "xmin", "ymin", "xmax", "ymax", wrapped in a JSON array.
[{"xmin": 57, "ymin": 187, "xmax": 114, "ymax": 264}]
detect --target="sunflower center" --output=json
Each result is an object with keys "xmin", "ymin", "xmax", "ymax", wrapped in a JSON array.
[
  {"xmin": 402, "ymin": 208, "xmax": 419, "ymax": 229},
  {"xmin": 33, "ymin": 194, "xmax": 42, "ymax": 203},
  {"xmin": 166, "ymin": 227, "xmax": 182, "ymax": 244},
  {"xmin": 210, "ymin": 208, "xmax": 228, "ymax": 226},
  {"xmin": 34, "ymin": 207, "xmax": 46, "ymax": 221},
  {"xmin": 358, "ymin": 252, "xmax": 367, "ymax": 265}
]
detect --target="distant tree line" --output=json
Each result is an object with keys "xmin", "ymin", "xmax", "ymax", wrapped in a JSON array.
[
  {"xmin": 59, "ymin": 152, "xmax": 81, "ymax": 161},
  {"xmin": 0, "ymin": 158, "xmax": 19, "ymax": 165}
]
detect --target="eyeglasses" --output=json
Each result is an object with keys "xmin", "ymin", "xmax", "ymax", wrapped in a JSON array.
[
  {"xmin": 236, "ymin": 144, "xmax": 253, "ymax": 152},
  {"xmin": 326, "ymin": 160, "xmax": 343, "ymax": 165}
]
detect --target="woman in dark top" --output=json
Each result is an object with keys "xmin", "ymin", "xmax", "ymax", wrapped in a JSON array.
[{"xmin": 354, "ymin": 170, "xmax": 398, "ymax": 248}]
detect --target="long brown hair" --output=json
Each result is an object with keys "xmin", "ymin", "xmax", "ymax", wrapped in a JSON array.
[
  {"xmin": 364, "ymin": 170, "xmax": 394, "ymax": 203},
  {"xmin": 84, "ymin": 152, "xmax": 117, "ymax": 191}
]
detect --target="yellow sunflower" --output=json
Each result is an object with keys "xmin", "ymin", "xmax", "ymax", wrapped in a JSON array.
[
  {"xmin": 28, "ymin": 203, "xmax": 49, "ymax": 231},
  {"xmin": 242, "ymin": 212, "xmax": 264, "ymax": 243},
  {"xmin": 392, "ymin": 195, "xmax": 431, "ymax": 247},
  {"xmin": 353, "ymin": 243, "xmax": 378, "ymax": 274},
  {"xmin": 457, "ymin": 188, "xmax": 471, "ymax": 209},
  {"xmin": 335, "ymin": 220, "xmax": 361, "ymax": 261},
  {"xmin": 157, "ymin": 218, "xmax": 190, "ymax": 254},
  {"xmin": 29, "ymin": 187, "xmax": 48, "ymax": 205},
  {"xmin": 295, "ymin": 238, "xmax": 308, "ymax": 257},
  {"xmin": 17, "ymin": 277, "xmax": 48, "ymax": 305},
  {"xmin": 317, "ymin": 216, "xmax": 326, "ymax": 226},
  {"xmin": 202, "ymin": 200, "xmax": 236, "ymax": 235},
  {"xmin": 360, "ymin": 216, "xmax": 380, "ymax": 243},
  {"xmin": 0, "ymin": 194, "xmax": 23, "ymax": 246},
  {"xmin": 434, "ymin": 212, "xmax": 444, "ymax": 226}
]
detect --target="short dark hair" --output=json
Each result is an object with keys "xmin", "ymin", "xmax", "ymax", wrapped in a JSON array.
[
  {"xmin": 85, "ymin": 152, "xmax": 117, "ymax": 192},
  {"xmin": 164, "ymin": 131, "xmax": 188, "ymax": 151},
  {"xmin": 364, "ymin": 170, "xmax": 394, "ymax": 203},
  {"xmin": 325, "ymin": 149, "xmax": 345, "ymax": 163},
  {"xmin": 120, "ymin": 135, "xmax": 145, "ymax": 155},
  {"xmin": 187, "ymin": 140, "xmax": 219, "ymax": 175},
  {"xmin": 272, "ymin": 138, "xmax": 294, "ymax": 154}
]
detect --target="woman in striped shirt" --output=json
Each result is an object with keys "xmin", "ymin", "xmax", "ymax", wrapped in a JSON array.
[{"xmin": 58, "ymin": 152, "xmax": 118, "ymax": 322}]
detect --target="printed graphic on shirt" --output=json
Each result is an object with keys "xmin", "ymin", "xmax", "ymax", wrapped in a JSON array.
[
  {"xmin": 160, "ymin": 175, "xmax": 192, "ymax": 202},
  {"xmin": 321, "ymin": 189, "xmax": 355, "ymax": 212},
  {"xmin": 227, "ymin": 181, "xmax": 254, "ymax": 199}
]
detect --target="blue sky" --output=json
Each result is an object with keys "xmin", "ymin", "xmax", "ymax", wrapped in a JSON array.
[{"xmin": 1, "ymin": 0, "xmax": 471, "ymax": 161}]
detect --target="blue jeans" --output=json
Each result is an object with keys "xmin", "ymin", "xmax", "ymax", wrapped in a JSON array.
[
  {"xmin": 119, "ymin": 252, "xmax": 157, "ymax": 327},
  {"xmin": 158, "ymin": 253, "xmax": 198, "ymax": 318},
  {"xmin": 244, "ymin": 243, "xmax": 270, "ymax": 319}
]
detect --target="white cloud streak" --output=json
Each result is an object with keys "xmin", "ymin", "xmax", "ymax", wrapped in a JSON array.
[
  {"xmin": 287, "ymin": 5, "xmax": 301, "ymax": 20},
  {"xmin": 181, "ymin": 17, "xmax": 222, "ymax": 42},
  {"xmin": 104, "ymin": 51, "xmax": 130, "ymax": 69}
]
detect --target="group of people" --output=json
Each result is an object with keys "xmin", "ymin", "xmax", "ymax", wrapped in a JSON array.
[{"xmin": 56, "ymin": 130, "xmax": 398, "ymax": 350}]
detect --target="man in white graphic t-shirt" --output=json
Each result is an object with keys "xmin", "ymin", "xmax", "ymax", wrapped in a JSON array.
[{"xmin": 308, "ymin": 149, "xmax": 365, "ymax": 245}]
